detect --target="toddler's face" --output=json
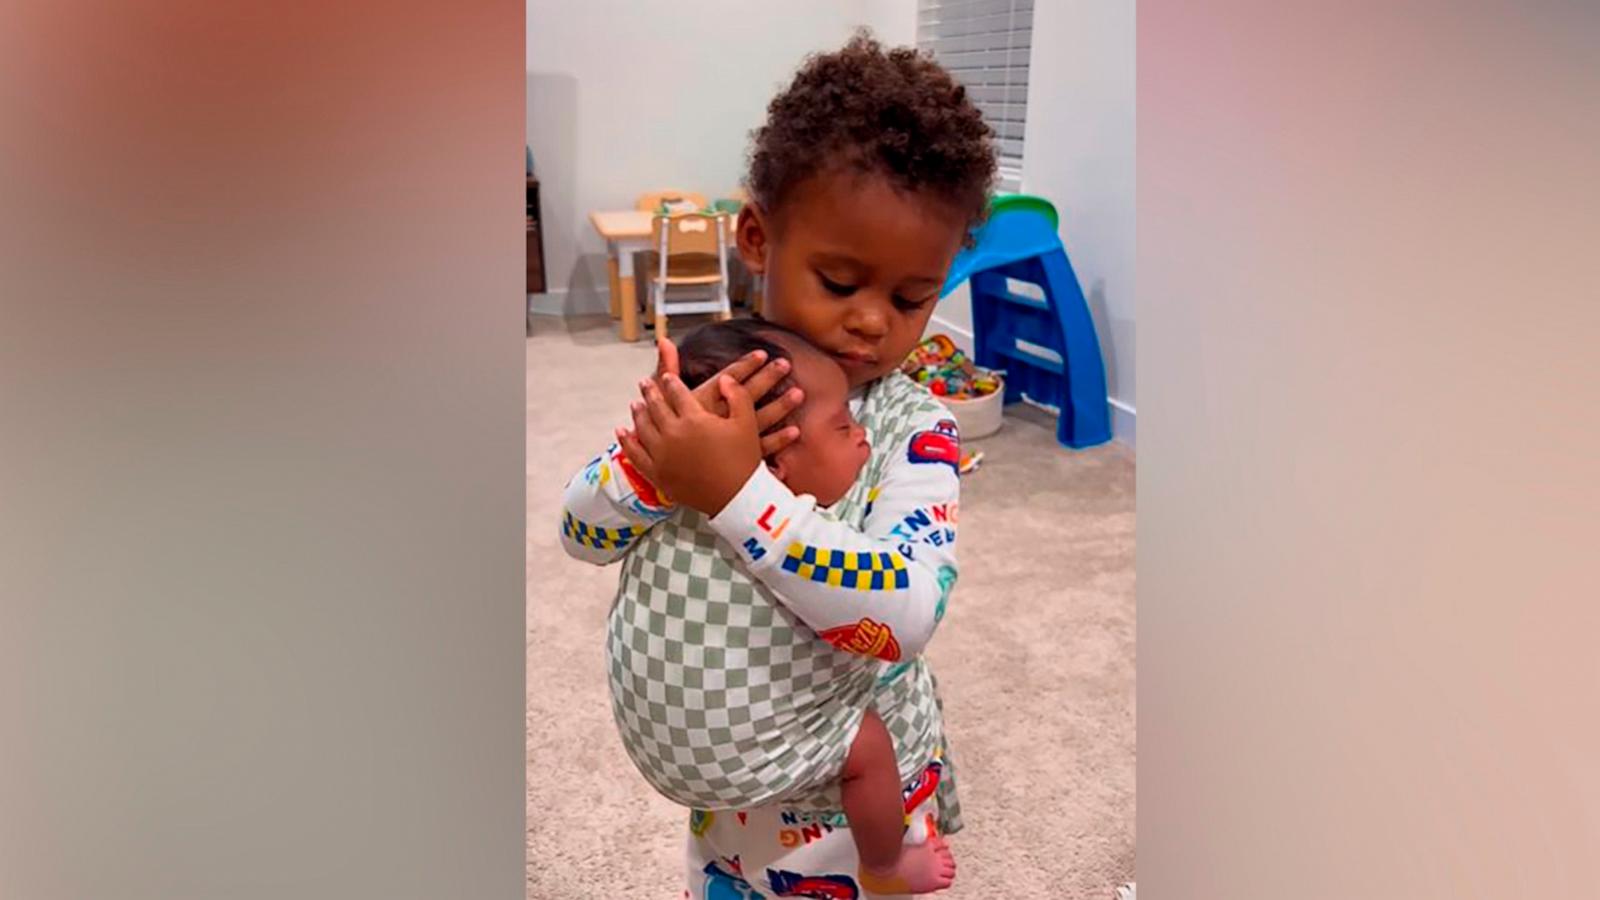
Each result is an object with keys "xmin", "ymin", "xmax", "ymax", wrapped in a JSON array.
[
  {"xmin": 737, "ymin": 171, "xmax": 969, "ymax": 388},
  {"xmin": 768, "ymin": 340, "xmax": 870, "ymax": 508}
]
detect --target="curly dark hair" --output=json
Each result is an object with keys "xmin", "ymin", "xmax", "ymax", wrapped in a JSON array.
[{"xmin": 747, "ymin": 30, "xmax": 997, "ymax": 238}]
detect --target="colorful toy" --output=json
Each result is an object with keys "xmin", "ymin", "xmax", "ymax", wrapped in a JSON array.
[
  {"xmin": 958, "ymin": 450, "xmax": 984, "ymax": 475},
  {"xmin": 900, "ymin": 334, "xmax": 1002, "ymax": 401}
]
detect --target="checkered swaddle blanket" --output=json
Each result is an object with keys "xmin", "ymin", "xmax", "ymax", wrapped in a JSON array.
[{"xmin": 605, "ymin": 374, "xmax": 945, "ymax": 813}]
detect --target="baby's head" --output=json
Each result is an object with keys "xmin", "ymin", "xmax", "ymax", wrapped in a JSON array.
[
  {"xmin": 735, "ymin": 31, "xmax": 997, "ymax": 388},
  {"xmin": 678, "ymin": 319, "xmax": 870, "ymax": 508}
]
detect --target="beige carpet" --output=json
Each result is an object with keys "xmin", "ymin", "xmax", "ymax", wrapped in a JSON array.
[{"xmin": 527, "ymin": 314, "xmax": 1135, "ymax": 899}]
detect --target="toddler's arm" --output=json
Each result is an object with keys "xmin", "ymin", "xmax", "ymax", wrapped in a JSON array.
[
  {"xmin": 561, "ymin": 346, "xmax": 800, "ymax": 566},
  {"xmin": 707, "ymin": 405, "xmax": 960, "ymax": 662},
  {"xmin": 558, "ymin": 441, "xmax": 674, "ymax": 565}
]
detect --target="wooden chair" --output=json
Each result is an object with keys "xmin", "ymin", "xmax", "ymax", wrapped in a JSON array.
[
  {"xmin": 631, "ymin": 191, "xmax": 708, "ymax": 318},
  {"xmin": 648, "ymin": 211, "xmax": 732, "ymax": 338},
  {"xmin": 635, "ymin": 190, "xmax": 707, "ymax": 214}
]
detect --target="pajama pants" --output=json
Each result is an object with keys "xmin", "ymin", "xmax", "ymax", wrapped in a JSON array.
[{"xmin": 683, "ymin": 754, "xmax": 947, "ymax": 900}]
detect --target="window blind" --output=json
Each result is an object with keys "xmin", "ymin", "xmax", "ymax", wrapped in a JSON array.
[{"xmin": 917, "ymin": 0, "xmax": 1034, "ymax": 191}]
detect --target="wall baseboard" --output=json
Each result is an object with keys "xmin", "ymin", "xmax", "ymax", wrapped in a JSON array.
[
  {"xmin": 526, "ymin": 290, "xmax": 568, "ymax": 317},
  {"xmin": 527, "ymin": 289, "xmax": 610, "ymax": 318},
  {"xmin": 928, "ymin": 312, "xmax": 1136, "ymax": 451},
  {"xmin": 1108, "ymin": 397, "xmax": 1136, "ymax": 451}
]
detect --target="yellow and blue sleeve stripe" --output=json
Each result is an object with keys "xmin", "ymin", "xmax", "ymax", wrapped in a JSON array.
[
  {"xmin": 561, "ymin": 511, "xmax": 640, "ymax": 551},
  {"xmin": 779, "ymin": 543, "xmax": 910, "ymax": 591}
]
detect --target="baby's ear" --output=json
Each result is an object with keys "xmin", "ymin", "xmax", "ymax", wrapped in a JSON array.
[{"xmin": 765, "ymin": 453, "xmax": 787, "ymax": 482}]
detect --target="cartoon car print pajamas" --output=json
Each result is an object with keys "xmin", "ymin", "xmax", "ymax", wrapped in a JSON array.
[{"xmin": 561, "ymin": 371, "xmax": 965, "ymax": 898}]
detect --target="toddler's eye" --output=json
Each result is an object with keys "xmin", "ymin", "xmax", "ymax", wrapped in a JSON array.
[
  {"xmin": 894, "ymin": 293, "xmax": 936, "ymax": 311},
  {"xmin": 818, "ymin": 272, "xmax": 857, "ymax": 296}
]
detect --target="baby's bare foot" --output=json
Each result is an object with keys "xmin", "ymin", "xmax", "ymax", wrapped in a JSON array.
[{"xmin": 859, "ymin": 834, "xmax": 957, "ymax": 895}]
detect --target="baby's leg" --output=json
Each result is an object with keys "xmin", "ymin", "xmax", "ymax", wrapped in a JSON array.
[{"xmin": 841, "ymin": 709, "xmax": 956, "ymax": 894}]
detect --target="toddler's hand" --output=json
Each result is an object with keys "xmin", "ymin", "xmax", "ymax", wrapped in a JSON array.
[
  {"xmin": 651, "ymin": 336, "xmax": 804, "ymax": 456},
  {"xmin": 625, "ymin": 372, "xmax": 762, "ymax": 517}
]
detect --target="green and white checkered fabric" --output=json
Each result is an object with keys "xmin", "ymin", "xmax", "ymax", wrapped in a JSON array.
[{"xmin": 606, "ymin": 372, "xmax": 959, "ymax": 819}]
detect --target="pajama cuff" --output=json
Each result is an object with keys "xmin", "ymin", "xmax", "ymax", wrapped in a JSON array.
[{"xmin": 708, "ymin": 463, "xmax": 803, "ymax": 565}]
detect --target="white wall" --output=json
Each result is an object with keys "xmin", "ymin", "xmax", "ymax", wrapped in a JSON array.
[
  {"xmin": 527, "ymin": 1, "xmax": 915, "ymax": 315},
  {"xmin": 929, "ymin": 1, "xmax": 1137, "ymax": 447},
  {"xmin": 527, "ymin": 1, "xmax": 1133, "ymax": 445}
]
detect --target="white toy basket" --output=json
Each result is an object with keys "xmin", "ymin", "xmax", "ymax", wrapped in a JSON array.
[{"xmin": 937, "ymin": 373, "xmax": 1005, "ymax": 439}]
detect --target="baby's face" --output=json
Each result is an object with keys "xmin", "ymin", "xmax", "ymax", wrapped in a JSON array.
[{"xmin": 769, "ymin": 342, "xmax": 870, "ymax": 507}]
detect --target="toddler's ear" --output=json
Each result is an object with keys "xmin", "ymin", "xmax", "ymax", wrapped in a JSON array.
[{"xmin": 735, "ymin": 205, "xmax": 769, "ymax": 275}]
